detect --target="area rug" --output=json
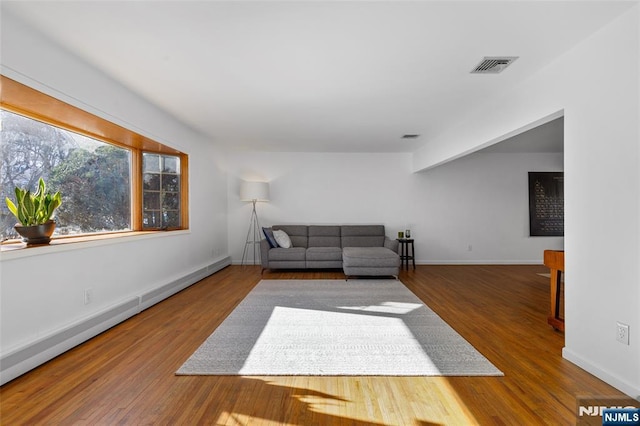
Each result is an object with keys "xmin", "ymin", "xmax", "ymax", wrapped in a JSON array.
[{"xmin": 176, "ymin": 280, "xmax": 503, "ymax": 376}]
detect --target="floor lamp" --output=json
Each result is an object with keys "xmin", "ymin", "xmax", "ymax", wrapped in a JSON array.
[{"xmin": 240, "ymin": 181, "xmax": 270, "ymax": 266}]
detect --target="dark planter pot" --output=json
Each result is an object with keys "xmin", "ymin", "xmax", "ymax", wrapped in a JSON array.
[{"xmin": 14, "ymin": 220, "xmax": 56, "ymax": 246}]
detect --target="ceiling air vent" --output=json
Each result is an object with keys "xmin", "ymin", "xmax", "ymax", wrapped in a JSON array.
[
  {"xmin": 401, "ymin": 134, "xmax": 420, "ymax": 139},
  {"xmin": 471, "ymin": 56, "xmax": 518, "ymax": 74}
]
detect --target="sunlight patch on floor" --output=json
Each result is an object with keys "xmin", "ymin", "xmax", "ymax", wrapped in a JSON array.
[
  {"xmin": 241, "ymin": 305, "xmax": 440, "ymax": 375},
  {"xmin": 215, "ymin": 376, "xmax": 480, "ymax": 425}
]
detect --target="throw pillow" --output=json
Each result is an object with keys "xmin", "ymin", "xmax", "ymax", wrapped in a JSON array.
[
  {"xmin": 262, "ymin": 227, "xmax": 278, "ymax": 248},
  {"xmin": 272, "ymin": 229, "xmax": 292, "ymax": 248}
]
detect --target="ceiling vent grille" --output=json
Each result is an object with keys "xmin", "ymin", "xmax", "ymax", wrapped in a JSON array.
[{"xmin": 471, "ymin": 56, "xmax": 518, "ymax": 74}]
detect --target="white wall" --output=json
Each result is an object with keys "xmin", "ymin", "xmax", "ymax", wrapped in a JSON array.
[
  {"xmin": 415, "ymin": 151, "xmax": 564, "ymax": 263},
  {"xmin": 225, "ymin": 151, "xmax": 563, "ymax": 265},
  {"xmin": 225, "ymin": 152, "xmax": 413, "ymax": 264},
  {"xmin": 0, "ymin": 11, "xmax": 229, "ymax": 383},
  {"xmin": 414, "ymin": 7, "xmax": 640, "ymax": 397}
]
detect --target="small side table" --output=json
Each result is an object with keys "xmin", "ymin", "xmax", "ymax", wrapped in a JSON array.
[
  {"xmin": 397, "ymin": 238, "xmax": 415, "ymax": 270},
  {"xmin": 544, "ymin": 250, "xmax": 564, "ymax": 332}
]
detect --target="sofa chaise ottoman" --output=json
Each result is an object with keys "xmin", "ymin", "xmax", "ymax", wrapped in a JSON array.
[{"xmin": 342, "ymin": 247, "xmax": 401, "ymax": 278}]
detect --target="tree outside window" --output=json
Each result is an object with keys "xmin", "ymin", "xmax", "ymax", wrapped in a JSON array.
[{"xmin": 1, "ymin": 110, "xmax": 131, "ymax": 240}]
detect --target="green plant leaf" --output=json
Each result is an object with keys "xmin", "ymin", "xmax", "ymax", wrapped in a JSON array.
[
  {"xmin": 32, "ymin": 197, "xmax": 41, "ymax": 220},
  {"xmin": 22, "ymin": 192, "xmax": 36, "ymax": 226},
  {"xmin": 5, "ymin": 197, "xmax": 18, "ymax": 218},
  {"xmin": 44, "ymin": 192, "xmax": 62, "ymax": 221},
  {"xmin": 37, "ymin": 177, "xmax": 46, "ymax": 196}
]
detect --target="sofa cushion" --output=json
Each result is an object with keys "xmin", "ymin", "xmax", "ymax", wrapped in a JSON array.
[
  {"xmin": 308, "ymin": 225, "xmax": 341, "ymax": 247},
  {"xmin": 270, "ymin": 260, "xmax": 306, "ymax": 269},
  {"xmin": 342, "ymin": 247, "xmax": 400, "ymax": 268},
  {"xmin": 269, "ymin": 247, "xmax": 306, "ymax": 262},
  {"xmin": 262, "ymin": 227, "xmax": 278, "ymax": 248},
  {"xmin": 341, "ymin": 225, "xmax": 385, "ymax": 247},
  {"xmin": 273, "ymin": 229, "xmax": 292, "ymax": 248},
  {"xmin": 273, "ymin": 225, "xmax": 308, "ymax": 248},
  {"xmin": 306, "ymin": 259, "xmax": 343, "ymax": 269},
  {"xmin": 306, "ymin": 246, "xmax": 343, "ymax": 262}
]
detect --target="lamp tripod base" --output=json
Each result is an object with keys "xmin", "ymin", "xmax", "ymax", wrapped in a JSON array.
[{"xmin": 241, "ymin": 200, "xmax": 262, "ymax": 266}]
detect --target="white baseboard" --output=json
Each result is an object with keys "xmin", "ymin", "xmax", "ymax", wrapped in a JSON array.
[
  {"xmin": 0, "ymin": 297, "xmax": 140, "ymax": 386},
  {"xmin": 563, "ymin": 347, "xmax": 640, "ymax": 400},
  {"xmin": 139, "ymin": 256, "xmax": 231, "ymax": 310},
  {"xmin": 233, "ymin": 259, "xmax": 543, "ymax": 266},
  {"xmin": 0, "ymin": 256, "xmax": 231, "ymax": 386},
  {"xmin": 417, "ymin": 260, "xmax": 543, "ymax": 265}
]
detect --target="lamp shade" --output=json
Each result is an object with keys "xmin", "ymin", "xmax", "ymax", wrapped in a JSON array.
[{"xmin": 239, "ymin": 181, "xmax": 270, "ymax": 202}]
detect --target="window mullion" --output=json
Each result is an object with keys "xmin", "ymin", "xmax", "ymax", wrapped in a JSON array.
[{"xmin": 131, "ymin": 149, "xmax": 143, "ymax": 231}]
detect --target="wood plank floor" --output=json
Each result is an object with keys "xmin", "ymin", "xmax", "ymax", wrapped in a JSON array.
[{"xmin": 0, "ymin": 265, "xmax": 627, "ymax": 425}]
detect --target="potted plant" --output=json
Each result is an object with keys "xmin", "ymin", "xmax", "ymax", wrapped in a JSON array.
[{"xmin": 5, "ymin": 178, "xmax": 62, "ymax": 245}]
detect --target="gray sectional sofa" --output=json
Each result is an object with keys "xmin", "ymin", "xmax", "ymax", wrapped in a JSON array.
[{"xmin": 260, "ymin": 225, "xmax": 400, "ymax": 277}]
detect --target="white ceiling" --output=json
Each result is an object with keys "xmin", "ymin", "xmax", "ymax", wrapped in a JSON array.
[{"xmin": 3, "ymin": 1, "xmax": 634, "ymax": 153}]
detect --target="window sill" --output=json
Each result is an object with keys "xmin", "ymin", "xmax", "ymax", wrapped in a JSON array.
[{"xmin": 0, "ymin": 230, "xmax": 190, "ymax": 261}]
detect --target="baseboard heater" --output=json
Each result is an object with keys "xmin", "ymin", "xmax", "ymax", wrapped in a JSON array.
[{"xmin": 0, "ymin": 256, "xmax": 231, "ymax": 386}]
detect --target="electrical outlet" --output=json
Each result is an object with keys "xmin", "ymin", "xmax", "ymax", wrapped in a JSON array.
[
  {"xmin": 467, "ymin": 244, "xmax": 473, "ymax": 252},
  {"xmin": 84, "ymin": 288, "xmax": 93, "ymax": 305},
  {"xmin": 616, "ymin": 322, "xmax": 629, "ymax": 345}
]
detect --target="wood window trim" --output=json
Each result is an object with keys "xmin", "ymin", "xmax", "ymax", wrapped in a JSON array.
[{"xmin": 0, "ymin": 75, "xmax": 189, "ymax": 243}]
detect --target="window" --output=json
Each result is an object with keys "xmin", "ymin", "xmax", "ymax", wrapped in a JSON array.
[
  {"xmin": 0, "ymin": 75, "xmax": 189, "ymax": 244},
  {"xmin": 142, "ymin": 153, "xmax": 181, "ymax": 229},
  {"xmin": 0, "ymin": 110, "xmax": 132, "ymax": 239}
]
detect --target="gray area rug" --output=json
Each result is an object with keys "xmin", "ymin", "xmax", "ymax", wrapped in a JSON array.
[{"xmin": 176, "ymin": 279, "xmax": 503, "ymax": 376}]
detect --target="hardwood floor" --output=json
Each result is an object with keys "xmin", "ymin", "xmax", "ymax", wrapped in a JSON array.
[{"xmin": 0, "ymin": 265, "xmax": 627, "ymax": 425}]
